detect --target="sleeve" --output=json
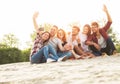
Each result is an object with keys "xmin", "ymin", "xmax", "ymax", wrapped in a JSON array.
[
  {"xmin": 102, "ymin": 21, "xmax": 112, "ymax": 32},
  {"xmin": 85, "ymin": 34, "xmax": 93, "ymax": 42}
]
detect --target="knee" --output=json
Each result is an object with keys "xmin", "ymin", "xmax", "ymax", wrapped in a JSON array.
[
  {"xmin": 43, "ymin": 45, "xmax": 49, "ymax": 51},
  {"xmin": 67, "ymin": 51, "xmax": 72, "ymax": 57}
]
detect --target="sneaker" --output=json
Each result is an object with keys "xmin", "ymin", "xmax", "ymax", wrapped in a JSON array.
[
  {"xmin": 47, "ymin": 58, "xmax": 56, "ymax": 63},
  {"xmin": 58, "ymin": 56, "xmax": 67, "ymax": 62}
]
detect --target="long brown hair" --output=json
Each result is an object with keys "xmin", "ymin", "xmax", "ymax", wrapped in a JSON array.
[
  {"xmin": 57, "ymin": 29, "xmax": 66, "ymax": 42},
  {"xmin": 83, "ymin": 24, "xmax": 91, "ymax": 36},
  {"xmin": 41, "ymin": 31, "xmax": 51, "ymax": 44}
]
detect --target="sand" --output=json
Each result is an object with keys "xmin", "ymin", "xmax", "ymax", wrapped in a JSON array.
[{"xmin": 0, "ymin": 55, "xmax": 120, "ymax": 84}]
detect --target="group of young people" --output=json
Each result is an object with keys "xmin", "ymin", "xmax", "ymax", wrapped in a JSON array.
[{"xmin": 30, "ymin": 5, "xmax": 117, "ymax": 64}]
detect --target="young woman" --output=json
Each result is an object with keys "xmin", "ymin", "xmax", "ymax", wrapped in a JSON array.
[
  {"xmin": 30, "ymin": 12, "xmax": 58, "ymax": 64},
  {"xmin": 57, "ymin": 29, "xmax": 80, "ymax": 59},
  {"xmin": 79, "ymin": 24, "xmax": 95, "ymax": 58},
  {"xmin": 56, "ymin": 29, "xmax": 73, "ymax": 61}
]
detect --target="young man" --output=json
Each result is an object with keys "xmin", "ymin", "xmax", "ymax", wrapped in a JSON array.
[{"xmin": 85, "ymin": 5, "xmax": 116, "ymax": 56}]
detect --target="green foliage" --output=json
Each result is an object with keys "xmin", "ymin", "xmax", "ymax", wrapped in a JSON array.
[
  {"xmin": 0, "ymin": 47, "xmax": 31, "ymax": 64},
  {"xmin": 30, "ymin": 31, "xmax": 36, "ymax": 42},
  {"xmin": 107, "ymin": 27, "xmax": 120, "ymax": 52},
  {"xmin": 116, "ymin": 43, "xmax": 120, "ymax": 53},
  {"xmin": 21, "ymin": 48, "xmax": 31, "ymax": 62},
  {"xmin": 0, "ymin": 48, "xmax": 22, "ymax": 64},
  {"xmin": 0, "ymin": 33, "xmax": 31, "ymax": 64},
  {"xmin": 1, "ymin": 33, "xmax": 19, "ymax": 48},
  {"xmin": 43, "ymin": 23, "xmax": 53, "ymax": 31},
  {"xmin": 107, "ymin": 27, "xmax": 120, "ymax": 44},
  {"xmin": 0, "ymin": 44, "xmax": 8, "ymax": 48}
]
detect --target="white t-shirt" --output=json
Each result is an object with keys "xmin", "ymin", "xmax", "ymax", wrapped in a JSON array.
[
  {"xmin": 79, "ymin": 32, "xmax": 90, "ymax": 52},
  {"xmin": 98, "ymin": 35, "xmax": 106, "ymax": 48},
  {"xmin": 67, "ymin": 33, "xmax": 79, "ymax": 46}
]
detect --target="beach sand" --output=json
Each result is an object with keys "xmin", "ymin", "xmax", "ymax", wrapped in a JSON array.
[{"xmin": 0, "ymin": 55, "xmax": 120, "ymax": 84}]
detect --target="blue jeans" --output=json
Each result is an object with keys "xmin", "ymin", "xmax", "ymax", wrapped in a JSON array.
[
  {"xmin": 57, "ymin": 51, "xmax": 72, "ymax": 59},
  {"xmin": 44, "ymin": 45, "xmax": 58, "ymax": 60},
  {"xmin": 31, "ymin": 45, "xmax": 58, "ymax": 64}
]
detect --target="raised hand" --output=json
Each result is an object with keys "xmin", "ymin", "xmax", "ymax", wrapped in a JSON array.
[
  {"xmin": 102, "ymin": 4, "xmax": 112, "ymax": 22},
  {"xmin": 32, "ymin": 12, "xmax": 39, "ymax": 31},
  {"xmin": 33, "ymin": 12, "xmax": 39, "ymax": 19},
  {"xmin": 103, "ymin": 4, "xmax": 108, "ymax": 13}
]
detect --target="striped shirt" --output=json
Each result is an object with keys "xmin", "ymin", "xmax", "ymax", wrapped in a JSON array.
[{"xmin": 47, "ymin": 37, "xmax": 59, "ymax": 51}]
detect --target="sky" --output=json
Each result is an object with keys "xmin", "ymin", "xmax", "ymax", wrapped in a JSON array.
[{"xmin": 0, "ymin": 0, "xmax": 120, "ymax": 49}]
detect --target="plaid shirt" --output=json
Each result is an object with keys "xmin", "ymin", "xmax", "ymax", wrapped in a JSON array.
[{"xmin": 30, "ymin": 33, "xmax": 44, "ymax": 57}]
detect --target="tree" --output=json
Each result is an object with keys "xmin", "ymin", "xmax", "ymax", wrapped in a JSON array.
[
  {"xmin": 1, "ymin": 33, "xmax": 19, "ymax": 48},
  {"xmin": 0, "ymin": 44, "xmax": 8, "ymax": 48},
  {"xmin": 43, "ymin": 23, "xmax": 53, "ymax": 32},
  {"xmin": 30, "ymin": 31, "xmax": 36, "ymax": 42},
  {"xmin": 107, "ymin": 27, "xmax": 120, "ymax": 45}
]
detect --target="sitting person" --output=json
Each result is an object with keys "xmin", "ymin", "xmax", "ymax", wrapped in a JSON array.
[
  {"xmin": 47, "ymin": 26, "xmax": 72, "ymax": 61},
  {"xmin": 57, "ymin": 29, "xmax": 75, "ymax": 60},
  {"xmin": 30, "ymin": 12, "xmax": 58, "ymax": 64},
  {"xmin": 85, "ymin": 5, "xmax": 116, "ymax": 56},
  {"xmin": 79, "ymin": 24, "xmax": 95, "ymax": 58},
  {"xmin": 31, "ymin": 12, "xmax": 72, "ymax": 62},
  {"xmin": 68, "ymin": 26, "xmax": 92, "ymax": 59}
]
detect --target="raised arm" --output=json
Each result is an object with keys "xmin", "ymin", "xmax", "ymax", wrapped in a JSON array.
[
  {"xmin": 103, "ymin": 4, "xmax": 112, "ymax": 22},
  {"xmin": 32, "ymin": 12, "xmax": 39, "ymax": 31},
  {"xmin": 102, "ymin": 4, "xmax": 112, "ymax": 31}
]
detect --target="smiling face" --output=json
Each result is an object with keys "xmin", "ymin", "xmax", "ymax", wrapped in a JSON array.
[
  {"xmin": 41, "ymin": 32, "xmax": 50, "ymax": 41},
  {"xmin": 83, "ymin": 24, "xmax": 91, "ymax": 36},
  {"xmin": 57, "ymin": 29, "xmax": 66, "ymax": 42},
  {"xmin": 91, "ymin": 25, "xmax": 99, "ymax": 33},
  {"xmin": 72, "ymin": 26, "xmax": 80, "ymax": 36},
  {"xmin": 57, "ymin": 30, "xmax": 64, "ymax": 39},
  {"xmin": 91, "ymin": 22, "xmax": 99, "ymax": 33},
  {"xmin": 49, "ymin": 25, "xmax": 58, "ymax": 37},
  {"xmin": 83, "ymin": 26, "xmax": 89, "ymax": 34}
]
